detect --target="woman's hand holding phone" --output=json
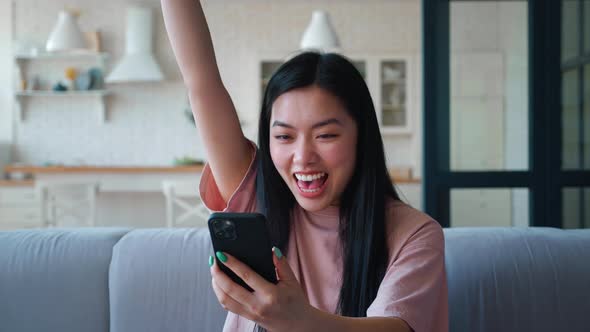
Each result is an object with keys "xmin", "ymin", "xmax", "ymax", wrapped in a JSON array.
[{"xmin": 210, "ymin": 247, "xmax": 318, "ymax": 332}]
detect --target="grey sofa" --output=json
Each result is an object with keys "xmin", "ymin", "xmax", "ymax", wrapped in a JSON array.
[{"xmin": 0, "ymin": 227, "xmax": 589, "ymax": 332}]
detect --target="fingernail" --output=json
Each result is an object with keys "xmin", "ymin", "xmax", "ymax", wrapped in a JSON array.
[
  {"xmin": 216, "ymin": 251, "xmax": 227, "ymax": 263},
  {"xmin": 208, "ymin": 255, "xmax": 214, "ymax": 267},
  {"xmin": 273, "ymin": 246, "xmax": 283, "ymax": 259}
]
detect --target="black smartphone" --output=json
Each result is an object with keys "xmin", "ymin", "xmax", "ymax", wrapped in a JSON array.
[{"xmin": 208, "ymin": 212, "xmax": 277, "ymax": 292}]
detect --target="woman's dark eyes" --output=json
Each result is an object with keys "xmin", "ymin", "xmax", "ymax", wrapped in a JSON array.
[
  {"xmin": 317, "ymin": 134, "xmax": 338, "ymax": 139},
  {"xmin": 273, "ymin": 134, "xmax": 338, "ymax": 140}
]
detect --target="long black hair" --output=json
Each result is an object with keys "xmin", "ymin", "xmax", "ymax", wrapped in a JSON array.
[{"xmin": 256, "ymin": 51, "xmax": 399, "ymax": 320}]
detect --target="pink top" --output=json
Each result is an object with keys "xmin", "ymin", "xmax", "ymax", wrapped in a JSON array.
[{"xmin": 200, "ymin": 153, "xmax": 448, "ymax": 332}]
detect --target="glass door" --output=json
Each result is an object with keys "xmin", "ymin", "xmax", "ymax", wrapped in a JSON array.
[
  {"xmin": 423, "ymin": 0, "xmax": 590, "ymax": 228},
  {"xmin": 560, "ymin": 0, "xmax": 590, "ymax": 228}
]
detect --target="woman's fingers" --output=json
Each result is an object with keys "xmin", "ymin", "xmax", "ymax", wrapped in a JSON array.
[
  {"xmin": 216, "ymin": 252, "xmax": 274, "ymax": 293},
  {"xmin": 272, "ymin": 246, "xmax": 297, "ymax": 283},
  {"xmin": 211, "ymin": 278, "xmax": 257, "ymax": 321},
  {"xmin": 210, "ymin": 251, "xmax": 311, "ymax": 331},
  {"xmin": 211, "ymin": 259, "xmax": 255, "ymax": 305}
]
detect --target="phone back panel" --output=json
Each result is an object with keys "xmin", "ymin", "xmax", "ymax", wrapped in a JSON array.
[{"xmin": 208, "ymin": 213, "xmax": 277, "ymax": 291}]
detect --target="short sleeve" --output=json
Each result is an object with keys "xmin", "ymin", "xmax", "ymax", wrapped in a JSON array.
[
  {"xmin": 198, "ymin": 142, "xmax": 259, "ymax": 213},
  {"xmin": 366, "ymin": 220, "xmax": 449, "ymax": 332}
]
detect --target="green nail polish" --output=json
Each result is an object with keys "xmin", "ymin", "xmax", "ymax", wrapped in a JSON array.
[
  {"xmin": 208, "ymin": 255, "xmax": 214, "ymax": 267},
  {"xmin": 216, "ymin": 251, "xmax": 227, "ymax": 263},
  {"xmin": 273, "ymin": 247, "xmax": 283, "ymax": 259}
]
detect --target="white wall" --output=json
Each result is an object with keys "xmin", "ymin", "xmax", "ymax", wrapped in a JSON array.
[
  {"xmin": 0, "ymin": 0, "xmax": 14, "ymax": 176},
  {"xmin": 0, "ymin": 0, "xmax": 13, "ymax": 142},
  {"xmin": 10, "ymin": 0, "xmax": 203, "ymax": 167},
  {"xmin": 6, "ymin": 0, "xmax": 422, "ymax": 172}
]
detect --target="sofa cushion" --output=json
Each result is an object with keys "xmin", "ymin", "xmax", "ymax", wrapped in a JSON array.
[
  {"xmin": 444, "ymin": 227, "xmax": 590, "ymax": 332},
  {"xmin": 0, "ymin": 228, "xmax": 130, "ymax": 332},
  {"xmin": 109, "ymin": 228, "xmax": 226, "ymax": 332}
]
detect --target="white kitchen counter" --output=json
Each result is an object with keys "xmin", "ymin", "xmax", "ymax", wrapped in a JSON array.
[
  {"xmin": 4, "ymin": 165, "xmax": 205, "ymax": 192},
  {"xmin": 4, "ymin": 164, "xmax": 419, "ymax": 192},
  {"xmin": 2, "ymin": 165, "xmax": 422, "ymax": 229}
]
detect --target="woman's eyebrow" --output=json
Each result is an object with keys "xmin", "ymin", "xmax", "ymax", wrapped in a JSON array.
[
  {"xmin": 271, "ymin": 118, "xmax": 343, "ymax": 129},
  {"xmin": 271, "ymin": 120, "xmax": 294, "ymax": 128},
  {"xmin": 311, "ymin": 118, "xmax": 343, "ymax": 129}
]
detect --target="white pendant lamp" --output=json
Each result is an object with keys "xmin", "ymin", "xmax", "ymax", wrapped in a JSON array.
[
  {"xmin": 46, "ymin": 10, "xmax": 88, "ymax": 52},
  {"xmin": 300, "ymin": 10, "xmax": 341, "ymax": 52},
  {"xmin": 106, "ymin": 6, "xmax": 164, "ymax": 83}
]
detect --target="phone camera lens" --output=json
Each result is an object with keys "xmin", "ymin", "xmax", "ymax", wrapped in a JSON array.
[{"xmin": 211, "ymin": 219, "xmax": 236, "ymax": 240}]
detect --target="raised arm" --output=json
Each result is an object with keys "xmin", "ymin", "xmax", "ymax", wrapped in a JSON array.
[{"xmin": 161, "ymin": 0, "xmax": 252, "ymax": 202}]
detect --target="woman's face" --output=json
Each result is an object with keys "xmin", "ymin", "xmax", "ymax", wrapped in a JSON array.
[{"xmin": 269, "ymin": 85, "xmax": 358, "ymax": 212}]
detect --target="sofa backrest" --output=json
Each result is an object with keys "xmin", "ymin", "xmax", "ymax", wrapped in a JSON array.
[
  {"xmin": 0, "ymin": 228, "xmax": 130, "ymax": 332},
  {"xmin": 108, "ymin": 228, "xmax": 226, "ymax": 332},
  {"xmin": 444, "ymin": 227, "xmax": 590, "ymax": 332},
  {"xmin": 2, "ymin": 227, "xmax": 589, "ymax": 332}
]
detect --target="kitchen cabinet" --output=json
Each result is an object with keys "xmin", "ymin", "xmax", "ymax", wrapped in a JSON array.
[
  {"xmin": 260, "ymin": 61, "xmax": 282, "ymax": 103},
  {"xmin": 0, "ymin": 183, "xmax": 42, "ymax": 230},
  {"xmin": 2, "ymin": 165, "xmax": 420, "ymax": 228},
  {"xmin": 258, "ymin": 53, "xmax": 415, "ymax": 135},
  {"xmin": 3, "ymin": 166, "xmax": 208, "ymax": 229}
]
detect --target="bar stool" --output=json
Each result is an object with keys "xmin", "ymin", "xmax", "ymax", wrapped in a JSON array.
[
  {"xmin": 162, "ymin": 178, "xmax": 209, "ymax": 228},
  {"xmin": 36, "ymin": 181, "xmax": 99, "ymax": 228}
]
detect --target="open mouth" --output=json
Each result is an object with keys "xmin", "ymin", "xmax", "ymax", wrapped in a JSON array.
[{"xmin": 293, "ymin": 172, "xmax": 328, "ymax": 193}]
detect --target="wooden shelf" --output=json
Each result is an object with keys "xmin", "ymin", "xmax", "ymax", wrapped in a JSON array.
[
  {"xmin": 382, "ymin": 104, "xmax": 404, "ymax": 111},
  {"xmin": 382, "ymin": 78, "xmax": 405, "ymax": 85},
  {"xmin": 13, "ymin": 52, "xmax": 111, "ymax": 123},
  {"xmin": 381, "ymin": 126, "xmax": 412, "ymax": 136},
  {"xmin": 4, "ymin": 164, "xmax": 418, "ymax": 183},
  {"xmin": 5, "ymin": 165, "xmax": 205, "ymax": 174}
]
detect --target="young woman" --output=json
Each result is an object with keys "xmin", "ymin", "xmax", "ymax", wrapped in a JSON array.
[{"xmin": 161, "ymin": 1, "xmax": 448, "ymax": 331}]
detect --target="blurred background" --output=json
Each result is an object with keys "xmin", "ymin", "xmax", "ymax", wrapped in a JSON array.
[{"xmin": 0, "ymin": 0, "xmax": 588, "ymax": 230}]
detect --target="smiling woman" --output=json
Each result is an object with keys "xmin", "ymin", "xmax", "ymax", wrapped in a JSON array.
[
  {"xmin": 269, "ymin": 86, "xmax": 358, "ymax": 210},
  {"xmin": 161, "ymin": 0, "xmax": 448, "ymax": 331}
]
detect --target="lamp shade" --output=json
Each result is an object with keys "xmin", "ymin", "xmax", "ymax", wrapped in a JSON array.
[
  {"xmin": 106, "ymin": 6, "xmax": 164, "ymax": 83},
  {"xmin": 46, "ymin": 10, "xmax": 88, "ymax": 52},
  {"xmin": 300, "ymin": 10, "xmax": 341, "ymax": 52}
]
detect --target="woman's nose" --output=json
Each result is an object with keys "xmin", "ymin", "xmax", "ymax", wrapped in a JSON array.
[{"xmin": 293, "ymin": 139, "xmax": 318, "ymax": 165}]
